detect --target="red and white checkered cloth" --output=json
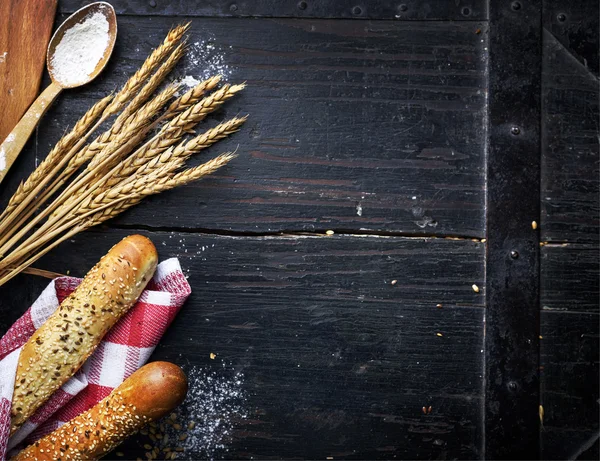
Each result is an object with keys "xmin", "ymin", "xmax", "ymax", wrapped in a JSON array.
[{"xmin": 0, "ymin": 258, "xmax": 191, "ymax": 460}]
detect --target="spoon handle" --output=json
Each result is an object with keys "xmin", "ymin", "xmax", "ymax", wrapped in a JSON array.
[{"xmin": 0, "ymin": 82, "xmax": 62, "ymax": 185}]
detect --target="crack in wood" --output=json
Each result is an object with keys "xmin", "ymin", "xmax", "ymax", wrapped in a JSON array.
[{"xmin": 106, "ymin": 223, "xmax": 485, "ymax": 241}]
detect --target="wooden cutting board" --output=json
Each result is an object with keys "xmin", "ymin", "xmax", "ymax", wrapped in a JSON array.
[{"xmin": 0, "ymin": 0, "xmax": 58, "ymax": 144}]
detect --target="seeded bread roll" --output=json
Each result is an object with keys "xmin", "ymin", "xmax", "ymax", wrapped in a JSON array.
[
  {"xmin": 11, "ymin": 234, "xmax": 158, "ymax": 434},
  {"xmin": 13, "ymin": 361, "xmax": 188, "ymax": 461}
]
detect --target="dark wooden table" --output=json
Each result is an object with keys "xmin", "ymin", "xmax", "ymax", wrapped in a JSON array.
[{"xmin": 0, "ymin": 1, "xmax": 598, "ymax": 459}]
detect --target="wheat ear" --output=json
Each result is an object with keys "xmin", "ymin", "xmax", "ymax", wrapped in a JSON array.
[
  {"xmin": 79, "ymin": 151, "xmax": 236, "ymax": 224},
  {"xmin": 86, "ymin": 152, "xmax": 237, "ymax": 226},
  {"xmin": 92, "ymin": 84, "xmax": 244, "ymax": 194},
  {"xmin": 163, "ymin": 75, "xmax": 222, "ymax": 120},
  {"xmin": 106, "ymin": 115, "xmax": 246, "ymax": 188},
  {"xmin": 102, "ymin": 22, "xmax": 190, "ymax": 117}
]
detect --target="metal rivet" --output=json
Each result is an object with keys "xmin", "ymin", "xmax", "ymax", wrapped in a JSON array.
[
  {"xmin": 298, "ymin": 1, "xmax": 307, "ymax": 10},
  {"xmin": 398, "ymin": 4, "xmax": 408, "ymax": 12},
  {"xmin": 511, "ymin": 1, "xmax": 522, "ymax": 11},
  {"xmin": 148, "ymin": 0, "xmax": 157, "ymax": 7},
  {"xmin": 352, "ymin": 6, "xmax": 363, "ymax": 15},
  {"xmin": 230, "ymin": 3, "xmax": 238, "ymax": 12},
  {"xmin": 508, "ymin": 381, "xmax": 518, "ymax": 391},
  {"xmin": 462, "ymin": 7, "xmax": 471, "ymax": 17},
  {"xmin": 511, "ymin": 126, "xmax": 521, "ymax": 135},
  {"xmin": 510, "ymin": 250, "xmax": 519, "ymax": 259},
  {"xmin": 557, "ymin": 13, "xmax": 567, "ymax": 22}
]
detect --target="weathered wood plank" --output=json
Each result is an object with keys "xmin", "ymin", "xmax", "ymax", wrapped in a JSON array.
[
  {"xmin": 539, "ymin": 4, "xmax": 599, "ymax": 458},
  {"xmin": 543, "ymin": 0, "xmax": 599, "ymax": 76},
  {"xmin": 0, "ymin": 17, "xmax": 488, "ymax": 237},
  {"xmin": 0, "ymin": 229, "xmax": 485, "ymax": 459},
  {"xmin": 540, "ymin": 244, "xmax": 600, "ymax": 312},
  {"xmin": 541, "ymin": 24, "xmax": 599, "ymax": 243},
  {"xmin": 59, "ymin": 0, "xmax": 488, "ymax": 21},
  {"xmin": 541, "ymin": 244, "xmax": 600, "ymax": 313},
  {"xmin": 540, "ymin": 311, "xmax": 599, "ymax": 460}
]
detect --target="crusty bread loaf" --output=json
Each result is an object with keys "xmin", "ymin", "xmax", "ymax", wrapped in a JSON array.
[
  {"xmin": 13, "ymin": 361, "xmax": 188, "ymax": 461},
  {"xmin": 11, "ymin": 235, "xmax": 158, "ymax": 434}
]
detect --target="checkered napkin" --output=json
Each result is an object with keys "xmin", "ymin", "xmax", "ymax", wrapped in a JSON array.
[{"xmin": 0, "ymin": 258, "xmax": 191, "ymax": 460}]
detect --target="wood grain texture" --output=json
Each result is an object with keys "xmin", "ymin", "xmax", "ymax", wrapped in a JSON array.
[
  {"xmin": 0, "ymin": 229, "xmax": 485, "ymax": 459},
  {"xmin": 541, "ymin": 28, "xmax": 599, "ymax": 243},
  {"xmin": 8, "ymin": 16, "xmax": 488, "ymax": 237},
  {"xmin": 59, "ymin": 0, "xmax": 488, "ymax": 21},
  {"xmin": 0, "ymin": 0, "xmax": 57, "ymax": 143},
  {"xmin": 541, "ymin": 244, "xmax": 599, "ymax": 313},
  {"xmin": 539, "ymin": 3, "xmax": 599, "ymax": 458},
  {"xmin": 543, "ymin": 0, "xmax": 599, "ymax": 76},
  {"xmin": 540, "ymin": 311, "xmax": 599, "ymax": 460}
]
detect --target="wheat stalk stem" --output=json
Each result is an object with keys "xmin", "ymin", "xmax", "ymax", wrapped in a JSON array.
[
  {"xmin": 0, "ymin": 227, "xmax": 82, "ymax": 287},
  {"xmin": 22, "ymin": 267, "xmax": 66, "ymax": 279},
  {"xmin": 0, "ymin": 95, "xmax": 113, "ymax": 246},
  {"xmin": 0, "ymin": 85, "xmax": 178, "ymax": 258},
  {"xmin": 107, "ymin": 115, "xmax": 246, "ymax": 188}
]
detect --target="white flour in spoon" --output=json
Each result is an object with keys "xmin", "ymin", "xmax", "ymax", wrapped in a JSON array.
[{"xmin": 51, "ymin": 11, "xmax": 110, "ymax": 86}]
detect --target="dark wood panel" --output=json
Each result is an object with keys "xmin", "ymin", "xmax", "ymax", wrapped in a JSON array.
[
  {"xmin": 541, "ymin": 244, "xmax": 600, "ymax": 313},
  {"xmin": 543, "ymin": 0, "xmax": 599, "ymax": 76},
  {"xmin": 540, "ymin": 311, "xmax": 600, "ymax": 460},
  {"xmin": 0, "ymin": 228, "xmax": 485, "ymax": 459},
  {"xmin": 541, "ymin": 27, "xmax": 599, "ymax": 243},
  {"xmin": 1, "ymin": 16, "xmax": 488, "ymax": 237},
  {"xmin": 59, "ymin": 0, "xmax": 488, "ymax": 21},
  {"xmin": 484, "ymin": 2, "xmax": 543, "ymax": 457},
  {"xmin": 540, "ymin": 6, "xmax": 599, "ymax": 459}
]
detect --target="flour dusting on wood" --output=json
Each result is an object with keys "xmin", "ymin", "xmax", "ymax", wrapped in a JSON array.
[
  {"xmin": 138, "ymin": 364, "xmax": 247, "ymax": 459},
  {"xmin": 176, "ymin": 39, "xmax": 233, "ymax": 90},
  {"xmin": 179, "ymin": 365, "xmax": 247, "ymax": 458}
]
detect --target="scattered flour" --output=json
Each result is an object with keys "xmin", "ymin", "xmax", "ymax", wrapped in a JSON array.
[
  {"xmin": 179, "ymin": 365, "xmax": 247, "ymax": 458},
  {"xmin": 0, "ymin": 52, "xmax": 7, "ymax": 64},
  {"xmin": 177, "ymin": 75, "xmax": 202, "ymax": 90},
  {"xmin": 50, "ymin": 9, "xmax": 110, "ymax": 86},
  {"xmin": 139, "ymin": 364, "xmax": 247, "ymax": 459},
  {"xmin": 175, "ymin": 39, "xmax": 233, "ymax": 91}
]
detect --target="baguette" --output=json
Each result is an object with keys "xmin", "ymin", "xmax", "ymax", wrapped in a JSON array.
[
  {"xmin": 11, "ymin": 235, "xmax": 158, "ymax": 434},
  {"xmin": 13, "ymin": 361, "xmax": 188, "ymax": 461}
]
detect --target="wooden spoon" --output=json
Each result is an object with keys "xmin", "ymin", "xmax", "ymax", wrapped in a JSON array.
[{"xmin": 0, "ymin": 1, "xmax": 117, "ymax": 185}]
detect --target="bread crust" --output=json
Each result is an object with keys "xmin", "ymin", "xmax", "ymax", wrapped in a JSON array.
[
  {"xmin": 10, "ymin": 235, "xmax": 158, "ymax": 433},
  {"xmin": 13, "ymin": 361, "xmax": 188, "ymax": 461}
]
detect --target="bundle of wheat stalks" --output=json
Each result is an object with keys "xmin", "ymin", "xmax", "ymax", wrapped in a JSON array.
[{"xmin": 0, "ymin": 23, "xmax": 245, "ymax": 287}]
